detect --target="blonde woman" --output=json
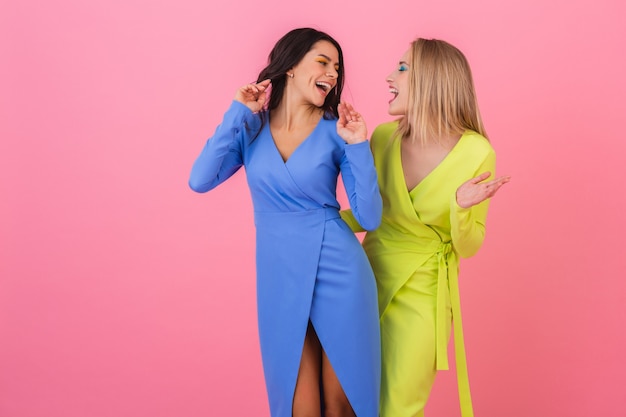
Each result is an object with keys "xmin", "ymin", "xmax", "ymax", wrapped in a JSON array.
[{"xmin": 342, "ymin": 38, "xmax": 510, "ymax": 417}]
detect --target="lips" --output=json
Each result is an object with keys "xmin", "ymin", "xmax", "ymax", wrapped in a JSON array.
[
  {"xmin": 389, "ymin": 87, "xmax": 399, "ymax": 103},
  {"xmin": 316, "ymin": 81, "xmax": 333, "ymax": 95}
]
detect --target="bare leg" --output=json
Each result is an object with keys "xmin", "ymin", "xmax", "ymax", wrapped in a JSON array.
[
  {"xmin": 321, "ymin": 351, "xmax": 356, "ymax": 417},
  {"xmin": 293, "ymin": 322, "xmax": 322, "ymax": 417}
]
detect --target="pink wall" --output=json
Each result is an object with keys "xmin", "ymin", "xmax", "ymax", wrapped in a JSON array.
[{"xmin": 2, "ymin": 0, "xmax": 625, "ymax": 416}]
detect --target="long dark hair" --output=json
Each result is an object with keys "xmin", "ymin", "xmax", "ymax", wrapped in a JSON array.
[{"xmin": 256, "ymin": 28, "xmax": 344, "ymax": 119}]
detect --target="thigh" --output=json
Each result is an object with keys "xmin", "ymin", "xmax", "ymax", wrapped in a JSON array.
[
  {"xmin": 293, "ymin": 322, "xmax": 323, "ymax": 417},
  {"xmin": 321, "ymin": 350, "xmax": 356, "ymax": 417},
  {"xmin": 379, "ymin": 263, "xmax": 450, "ymax": 417}
]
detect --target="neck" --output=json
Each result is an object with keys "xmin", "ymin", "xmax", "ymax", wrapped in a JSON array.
[
  {"xmin": 272, "ymin": 99, "xmax": 323, "ymax": 131},
  {"xmin": 405, "ymin": 128, "xmax": 462, "ymax": 149}
]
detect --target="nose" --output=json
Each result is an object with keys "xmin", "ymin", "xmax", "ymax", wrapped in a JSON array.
[{"xmin": 326, "ymin": 69, "xmax": 338, "ymax": 79}]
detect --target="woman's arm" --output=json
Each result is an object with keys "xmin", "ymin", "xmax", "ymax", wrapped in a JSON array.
[
  {"xmin": 336, "ymin": 102, "xmax": 382, "ymax": 231},
  {"xmin": 188, "ymin": 101, "xmax": 251, "ymax": 193},
  {"xmin": 340, "ymin": 142, "xmax": 382, "ymax": 231},
  {"xmin": 450, "ymin": 149, "xmax": 509, "ymax": 257},
  {"xmin": 189, "ymin": 80, "xmax": 269, "ymax": 193}
]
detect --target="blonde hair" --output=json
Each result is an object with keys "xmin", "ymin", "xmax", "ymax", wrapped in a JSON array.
[{"xmin": 395, "ymin": 38, "xmax": 488, "ymax": 144}]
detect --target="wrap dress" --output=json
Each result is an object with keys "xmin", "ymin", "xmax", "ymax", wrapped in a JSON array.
[
  {"xmin": 342, "ymin": 122, "xmax": 496, "ymax": 417},
  {"xmin": 189, "ymin": 101, "xmax": 382, "ymax": 417}
]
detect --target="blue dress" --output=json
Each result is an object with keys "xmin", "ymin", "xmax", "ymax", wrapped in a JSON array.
[{"xmin": 189, "ymin": 101, "xmax": 382, "ymax": 417}]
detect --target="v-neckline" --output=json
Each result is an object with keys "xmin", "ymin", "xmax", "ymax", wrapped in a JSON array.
[
  {"xmin": 397, "ymin": 133, "xmax": 465, "ymax": 194},
  {"xmin": 268, "ymin": 115, "xmax": 323, "ymax": 164}
]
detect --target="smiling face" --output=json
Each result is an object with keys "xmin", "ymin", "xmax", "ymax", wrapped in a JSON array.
[
  {"xmin": 287, "ymin": 40, "xmax": 340, "ymax": 108},
  {"xmin": 386, "ymin": 48, "xmax": 411, "ymax": 116}
]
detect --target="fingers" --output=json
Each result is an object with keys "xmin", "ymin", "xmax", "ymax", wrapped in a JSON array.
[
  {"xmin": 235, "ymin": 80, "xmax": 272, "ymax": 110},
  {"xmin": 336, "ymin": 102, "xmax": 367, "ymax": 144},
  {"xmin": 243, "ymin": 83, "xmax": 266, "ymax": 95},
  {"xmin": 484, "ymin": 175, "xmax": 511, "ymax": 189},
  {"xmin": 472, "ymin": 173, "xmax": 511, "ymax": 186},
  {"xmin": 456, "ymin": 173, "xmax": 510, "ymax": 208},
  {"xmin": 469, "ymin": 172, "xmax": 510, "ymax": 197},
  {"xmin": 240, "ymin": 80, "xmax": 271, "ymax": 96},
  {"xmin": 338, "ymin": 102, "xmax": 364, "ymax": 128},
  {"xmin": 338, "ymin": 103, "xmax": 358, "ymax": 124},
  {"xmin": 342, "ymin": 102, "xmax": 356, "ymax": 114},
  {"xmin": 257, "ymin": 90, "xmax": 267, "ymax": 106},
  {"xmin": 345, "ymin": 103, "xmax": 361, "ymax": 122},
  {"xmin": 484, "ymin": 175, "xmax": 511, "ymax": 196},
  {"xmin": 337, "ymin": 102, "xmax": 349, "ymax": 124},
  {"xmin": 470, "ymin": 171, "xmax": 492, "ymax": 184},
  {"xmin": 495, "ymin": 175, "xmax": 511, "ymax": 185},
  {"xmin": 257, "ymin": 79, "xmax": 271, "ymax": 88}
]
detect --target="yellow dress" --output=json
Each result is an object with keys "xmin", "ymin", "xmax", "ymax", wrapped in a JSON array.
[{"xmin": 342, "ymin": 122, "xmax": 496, "ymax": 417}]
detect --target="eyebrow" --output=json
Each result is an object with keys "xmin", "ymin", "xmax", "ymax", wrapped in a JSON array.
[
  {"xmin": 399, "ymin": 61, "xmax": 409, "ymax": 65},
  {"xmin": 317, "ymin": 54, "xmax": 341, "ymax": 70},
  {"xmin": 318, "ymin": 54, "xmax": 339, "ymax": 63}
]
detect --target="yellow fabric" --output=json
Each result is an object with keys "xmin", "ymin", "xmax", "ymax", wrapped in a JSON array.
[
  {"xmin": 378, "ymin": 255, "xmax": 446, "ymax": 417},
  {"xmin": 341, "ymin": 122, "xmax": 495, "ymax": 417}
]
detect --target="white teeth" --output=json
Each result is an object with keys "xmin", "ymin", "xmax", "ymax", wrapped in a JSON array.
[
  {"xmin": 389, "ymin": 88, "xmax": 399, "ymax": 95},
  {"xmin": 316, "ymin": 81, "xmax": 332, "ymax": 92}
]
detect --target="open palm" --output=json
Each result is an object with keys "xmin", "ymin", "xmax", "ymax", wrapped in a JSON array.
[{"xmin": 337, "ymin": 102, "xmax": 367, "ymax": 144}]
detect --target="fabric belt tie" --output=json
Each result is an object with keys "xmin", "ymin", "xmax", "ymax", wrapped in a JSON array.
[{"xmin": 435, "ymin": 242, "xmax": 474, "ymax": 417}]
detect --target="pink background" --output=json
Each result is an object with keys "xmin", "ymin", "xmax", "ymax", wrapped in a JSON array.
[{"xmin": 2, "ymin": 0, "xmax": 625, "ymax": 416}]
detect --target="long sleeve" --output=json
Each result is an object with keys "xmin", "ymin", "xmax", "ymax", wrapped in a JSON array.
[
  {"xmin": 188, "ymin": 101, "xmax": 257, "ymax": 193},
  {"xmin": 449, "ymin": 148, "xmax": 496, "ymax": 258},
  {"xmin": 339, "ymin": 141, "xmax": 382, "ymax": 231}
]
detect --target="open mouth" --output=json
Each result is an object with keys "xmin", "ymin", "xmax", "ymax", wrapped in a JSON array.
[
  {"xmin": 316, "ymin": 81, "xmax": 333, "ymax": 95},
  {"xmin": 389, "ymin": 87, "xmax": 399, "ymax": 103}
]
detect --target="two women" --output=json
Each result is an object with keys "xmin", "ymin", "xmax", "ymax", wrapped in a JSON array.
[{"xmin": 191, "ymin": 28, "xmax": 508, "ymax": 417}]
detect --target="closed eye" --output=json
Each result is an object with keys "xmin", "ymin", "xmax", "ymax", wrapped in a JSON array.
[{"xmin": 316, "ymin": 57, "xmax": 341, "ymax": 73}]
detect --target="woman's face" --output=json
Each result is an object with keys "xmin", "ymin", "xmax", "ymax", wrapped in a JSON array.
[
  {"xmin": 386, "ymin": 48, "xmax": 411, "ymax": 116},
  {"xmin": 287, "ymin": 40, "xmax": 340, "ymax": 108}
]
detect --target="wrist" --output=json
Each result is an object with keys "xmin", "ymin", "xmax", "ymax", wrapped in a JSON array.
[{"xmin": 345, "ymin": 137, "xmax": 367, "ymax": 145}]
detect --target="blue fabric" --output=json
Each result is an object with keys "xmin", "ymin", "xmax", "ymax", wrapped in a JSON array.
[{"xmin": 190, "ymin": 101, "xmax": 381, "ymax": 417}]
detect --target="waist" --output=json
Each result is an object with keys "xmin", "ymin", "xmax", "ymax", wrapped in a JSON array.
[
  {"xmin": 365, "ymin": 229, "xmax": 450, "ymax": 254},
  {"xmin": 254, "ymin": 206, "xmax": 340, "ymax": 225}
]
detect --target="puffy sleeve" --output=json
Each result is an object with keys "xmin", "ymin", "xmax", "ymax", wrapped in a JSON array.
[
  {"xmin": 188, "ymin": 101, "xmax": 258, "ymax": 193},
  {"xmin": 339, "ymin": 140, "xmax": 382, "ymax": 231},
  {"xmin": 449, "ymin": 148, "xmax": 496, "ymax": 258}
]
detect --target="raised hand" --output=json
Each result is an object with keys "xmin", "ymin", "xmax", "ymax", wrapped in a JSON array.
[
  {"xmin": 337, "ymin": 102, "xmax": 367, "ymax": 144},
  {"xmin": 456, "ymin": 172, "xmax": 511, "ymax": 208},
  {"xmin": 234, "ymin": 79, "xmax": 271, "ymax": 113}
]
